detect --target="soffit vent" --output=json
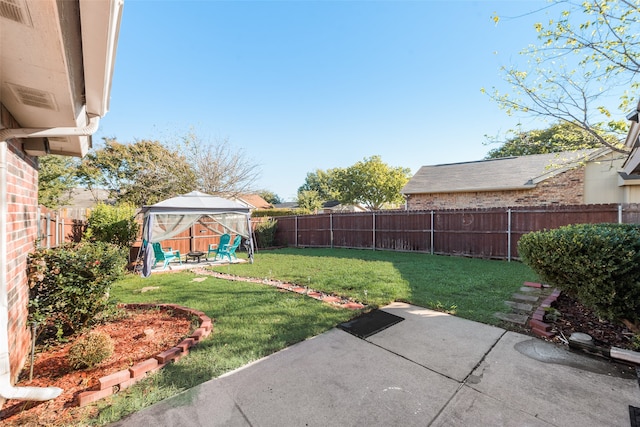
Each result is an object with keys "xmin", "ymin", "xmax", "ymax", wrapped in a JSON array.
[
  {"xmin": 8, "ymin": 83, "xmax": 58, "ymax": 111},
  {"xmin": 0, "ymin": 0, "xmax": 32, "ymax": 26}
]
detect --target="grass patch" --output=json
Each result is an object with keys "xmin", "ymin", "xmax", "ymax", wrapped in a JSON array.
[{"xmin": 213, "ymin": 248, "xmax": 539, "ymax": 325}]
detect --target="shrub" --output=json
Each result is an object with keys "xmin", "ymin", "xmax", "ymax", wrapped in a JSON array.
[
  {"xmin": 518, "ymin": 223, "xmax": 640, "ymax": 332},
  {"xmin": 252, "ymin": 208, "xmax": 301, "ymax": 217},
  {"xmin": 67, "ymin": 332, "xmax": 114, "ymax": 369},
  {"xmin": 28, "ymin": 241, "xmax": 127, "ymax": 343},
  {"xmin": 85, "ymin": 203, "xmax": 139, "ymax": 248},
  {"xmin": 254, "ymin": 218, "xmax": 278, "ymax": 248}
]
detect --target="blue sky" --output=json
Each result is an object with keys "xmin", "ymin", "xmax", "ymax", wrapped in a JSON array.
[{"xmin": 96, "ymin": 0, "xmax": 560, "ymax": 201}]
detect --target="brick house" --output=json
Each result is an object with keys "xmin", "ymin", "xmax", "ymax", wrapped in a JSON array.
[
  {"xmin": 402, "ymin": 148, "xmax": 632, "ymax": 210},
  {"xmin": 0, "ymin": 0, "xmax": 122, "ymax": 406}
]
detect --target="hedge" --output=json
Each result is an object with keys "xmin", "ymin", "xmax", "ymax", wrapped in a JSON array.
[{"xmin": 518, "ymin": 223, "xmax": 640, "ymax": 332}]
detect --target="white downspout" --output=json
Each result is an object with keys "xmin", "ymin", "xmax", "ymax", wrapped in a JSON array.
[{"xmin": 0, "ymin": 141, "xmax": 63, "ymax": 401}]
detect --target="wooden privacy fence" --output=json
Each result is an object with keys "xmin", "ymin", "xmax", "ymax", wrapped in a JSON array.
[
  {"xmin": 38, "ymin": 206, "xmax": 86, "ymax": 248},
  {"xmin": 273, "ymin": 204, "xmax": 640, "ymax": 261}
]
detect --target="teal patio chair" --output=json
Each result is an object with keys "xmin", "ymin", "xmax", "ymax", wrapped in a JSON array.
[
  {"xmin": 209, "ymin": 233, "xmax": 230, "ymax": 260},
  {"xmin": 216, "ymin": 235, "xmax": 242, "ymax": 262},
  {"xmin": 152, "ymin": 242, "xmax": 182, "ymax": 269}
]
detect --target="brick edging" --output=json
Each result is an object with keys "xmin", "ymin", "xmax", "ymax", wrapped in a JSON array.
[
  {"xmin": 76, "ymin": 304, "xmax": 212, "ymax": 407},
  {"xmin": 529, "ymin": 288, "xmax": 561, "ymax": 339},
  {"xmin": 191, "ymin": 268, "xmax": 367, "ymax": 310}
]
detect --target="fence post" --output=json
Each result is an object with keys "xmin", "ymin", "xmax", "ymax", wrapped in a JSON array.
[
  {"xmin": 372, "ymin": 211, "xmax": 376, "ymax": 250},
  {"xmin": 46, "ymin": 213, "xmax": 51, "ymax": 248},
  {"xmin": 430, "ymin": 210, "xmax": 434, "ymax": 255},
  {"xmin": 507, "ymin": 208, "xmax": 512, "ymax": 262},
  {"xmin": 330, "ymin": 213, "xmax": 334, "ymax": 249},
  {"xmin": 295, "ymin": 216, "xmax": 298, "ymax": 247}
]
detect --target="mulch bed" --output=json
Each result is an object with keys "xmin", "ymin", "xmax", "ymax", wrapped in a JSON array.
[{"xmin": 547, "ymin": 292, "xmax": 637, "ymax": 350}]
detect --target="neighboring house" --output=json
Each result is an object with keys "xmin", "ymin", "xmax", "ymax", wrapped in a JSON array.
[
  {"xmin": 58, "ymin": 187, "xmax": 112, "ymax": 220},
  {"xmin": 402, "ymin": 148, "xmax": 631, "ymax": 210},
  {"xmin": 321, "ymin": 200, "xmax": 368, "ymax": 214},
  {"xmin": 621, "ymin": 100, "xmax": 640, "ymax": 196},
  {"xmin": 0, "ymin": 0, "xmax": 122, "ymax": 406},
  {"xmin": 235, "ymin": 194, "xmax": 272, "ymax": 210}
]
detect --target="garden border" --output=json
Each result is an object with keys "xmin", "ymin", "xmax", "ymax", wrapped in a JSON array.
[{"xmin": 77, "ymin": 304, "xmax": 212, "ymax": 407}]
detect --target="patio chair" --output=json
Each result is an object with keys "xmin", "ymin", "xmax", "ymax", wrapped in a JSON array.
[
  {"xmin": 209, "ymin": 233, "xmax": 230, "ymax": 260},
  {"xmin": 152, "ymin": 242, "xmax": 182, "ymax": 269},
  {"xmin": 216, "ymin": 235, "xmax": 242, "ymax": 262}
]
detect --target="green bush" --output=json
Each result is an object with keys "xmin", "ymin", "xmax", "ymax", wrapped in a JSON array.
[
  {"xmin": 28, "ymin": 241, "xmax": 127, "ymax": 343},
  {"xmin": 518, "ymin": 223, "xmax": 640, "ymax": 332},
  {"xmin": 252, "ymin": 209, "xmax": 301, "ymax": 218},
  {"xmin": 254, "ymin": 218, "xmax": 278, "ymax": 248},
  {"xmin": 85, "ymin": 203, "xmax": 139, "ymax": 248},
  {"xmin": 67, "ymin": 332, "xmax": 114, "ymax": 369}
]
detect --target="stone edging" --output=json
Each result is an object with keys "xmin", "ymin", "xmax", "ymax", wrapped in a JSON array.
[
  {"xmin": 190, "ymin": 268, "xmax": 367, "ymax": 310},
  {"xmin": 529, "ymin": 287, "xmax": 561, "ymax": 339},
  {"xmin": 77, "ymin": 303, "xmax": 212, "ymax": 407}
]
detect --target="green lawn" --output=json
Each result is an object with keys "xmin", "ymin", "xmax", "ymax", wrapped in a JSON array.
[
  {"xmin": 93, "ymin": 248, "xmax": 538, "ymax": 424},
  {"xmin": 213, "ymin": 248, "xmax": 540, "ymax": 325}
]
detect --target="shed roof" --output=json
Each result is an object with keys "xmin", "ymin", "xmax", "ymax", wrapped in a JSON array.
[{"xmin": 402, "ymin": 148, "xmax": 609, "ymax": 195}]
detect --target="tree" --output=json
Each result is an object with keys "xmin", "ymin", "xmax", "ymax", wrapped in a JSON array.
[
  {"xmin": 485, "ymin": 0, "xmax": 640, "ymax": 152},
  {"xmin": 38, "ymin": 155, "xmax": 79, "ymax": 209},
  {"xmin": 78, "ymin": 138, "xmax": 196, "ymax": 206},
  {"xmin": 258, "ymin": 190, "xmax": 282, "ymax": 205},
  {"xmin": 181, "ymin": 133, "xmax": 261, "ymax": 196},
  {"xmin": 334, "ymin": 156, "xmax": 411, "ymax": 210},
  {"xmin": 296, "ymin": 190, "xmax": 323, "ymax": 214},
  {"xmin": 298, "ymin": 169, "xmax": 342, "ymax": 201},
  {"xmin": 485, "ymin": 121, "xmax": 620, "ymax": 158}
]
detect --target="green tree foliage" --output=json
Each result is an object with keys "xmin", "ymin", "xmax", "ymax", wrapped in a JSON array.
[
  {"xmin": 297, "ymin": 190, "xmax": 323, "ymax": 214},
  {"xmin": 334, "ymin": 156, "xmax": 411, "ymax": 210},
  {"xmin": 181, "ymin": 133, "xmax": 261, "ymax": 196},
  {"xmin": 78, "ymin": 138, "xmax": 196, "ymax": 206},
  {"xmin": 485, "ymin": 122, "xmax": 620, "ymax": 158},
  {"xmin": 298, "ymin": 169, "xmax": 341, "ymax": 201},
  {"xmin": 38, "ymin": 155, "xmax": 78, "ymax": 209},
  {"xmin": 85, "ymin": 203, "xmax": 139, "ymax": 248},
  {"xmin": 518, "ymin": 224, "xmax": 640, "ymax": 333},
  {"xmin": 486, "ymin": 0, "xmax": 640, "ymax": 152},
  {"xmin": 258, "ymin": 190, "xmax": 281, "ymax": 205}
]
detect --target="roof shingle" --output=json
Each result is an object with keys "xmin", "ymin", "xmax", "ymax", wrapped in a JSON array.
[{"xmin": 402, "ymin": 149, "xmax": 609, "ymax": 194}]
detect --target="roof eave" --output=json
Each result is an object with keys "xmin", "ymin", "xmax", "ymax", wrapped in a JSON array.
[{"xmin": 402, "ymin": 184, "xmax": 537, "ymax": 195}]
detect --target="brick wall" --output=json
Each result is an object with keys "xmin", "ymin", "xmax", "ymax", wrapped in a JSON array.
[
  {"xmin": 406, "ymin": 166, "xmax": 585, "ymax": 210},
  {"xmin": 5, "ymin": 138, "xmax": 38, "ymax": 385},
  {"xmin": 1, "ymin": 105, "xmax": 39, "ymax": 400}
]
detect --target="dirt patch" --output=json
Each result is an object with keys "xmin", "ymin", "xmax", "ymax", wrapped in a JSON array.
[
  {"xmin": 0, "ymin": 308, "xmax": 192, "ymax": 426},
  {"xmin": 547, "ymin": 292, "xmax": 638, "ymax": 350}
]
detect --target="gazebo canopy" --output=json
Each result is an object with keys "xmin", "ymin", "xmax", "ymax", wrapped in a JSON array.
[{"xmin": 140, "ymin": 191, "xmax": 254, "ymax": 276}]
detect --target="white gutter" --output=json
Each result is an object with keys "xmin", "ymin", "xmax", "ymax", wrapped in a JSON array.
[
  {"xmin": 0, "ymin": 115, "xmax": 100, "ymax": 142},
  {"xmin": 0, "ymin": 141, "xmax": 62, "ymax": 401}
]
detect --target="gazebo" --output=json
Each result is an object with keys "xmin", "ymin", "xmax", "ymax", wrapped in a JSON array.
[{"xmin": 140, "ymin": 191, "xmax": 254, "ymax": 276}]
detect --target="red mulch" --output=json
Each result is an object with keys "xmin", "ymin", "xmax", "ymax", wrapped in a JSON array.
[{"xmin": 0, "ymin": 308, "xmax": 192, "ymax": 426}]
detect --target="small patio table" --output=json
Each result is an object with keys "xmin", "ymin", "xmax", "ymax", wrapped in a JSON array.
[{"xmin": 185, "ymin": 251, "xmax": 206, "ymax": 263}]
